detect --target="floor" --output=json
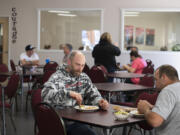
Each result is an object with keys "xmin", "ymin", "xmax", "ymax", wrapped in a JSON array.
[
  {"xmin": 2, "ymin": 88, "xmax": 154, "ymax": 135},
  {"xmin": 3, "ymin": 93, "xmax": 34, "ymax": 135}
]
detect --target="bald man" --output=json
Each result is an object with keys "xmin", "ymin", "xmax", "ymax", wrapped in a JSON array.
[{"xmin": 42, "ymin": 51, "xmax": 109, "ymax": 135}]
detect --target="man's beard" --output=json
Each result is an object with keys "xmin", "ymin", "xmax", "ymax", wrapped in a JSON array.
[{"xmin": 70, "ymin": 69, "xmax": 81, "ymax": 77}]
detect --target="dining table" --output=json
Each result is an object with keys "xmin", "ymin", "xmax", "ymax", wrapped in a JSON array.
[
  {"xmin": 94, "ymin": 82, "xmax": 154, "ymax": 103},
  {"xmin": 18, "ymin": 66, "xmax": 44, "ymax": 110},
  {"xmin": 108, "ymin": 72, "xmax": 145, "ymax": 83},
  {"xmin": 56, "ymin": 104, "xmax": 145, "ymax": 135}
]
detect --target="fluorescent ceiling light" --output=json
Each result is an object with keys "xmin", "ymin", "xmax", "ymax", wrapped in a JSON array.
[
  {"xmin": 125, "ymin": 12, "xmax": 140, "ymax": 15},
  {"xmin": 125, "ymin": 12, "xmax": 140, "ymax": 17},
  {"xmin": 124, "ymin": 14, "xmax": 139, "ymax": 17},
  {"xmin": 58, "ymin": 14, "xmax": 77, "ymax": 17},
  {"xmin": 48, "ymin": 10, "xmax": 71, "ymax": 14}
]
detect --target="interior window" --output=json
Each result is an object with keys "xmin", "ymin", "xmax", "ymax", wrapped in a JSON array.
[
  {"xmin": 122, "ymin": 10, "xmax": 180, "ymax": 51},
  {"xmin": 38, "ymin": 9, "xmax": 102, "ymax": 50}
]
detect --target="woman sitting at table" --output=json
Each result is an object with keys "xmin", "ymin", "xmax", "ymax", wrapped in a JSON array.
[{"xmin": 123, "ymin": 51, "xmax": 147, "ymax": 84}]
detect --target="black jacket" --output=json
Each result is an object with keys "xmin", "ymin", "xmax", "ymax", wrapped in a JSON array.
[{"xmin": 92, "ymin": 40, "xmax": 121, "ymax": 72}]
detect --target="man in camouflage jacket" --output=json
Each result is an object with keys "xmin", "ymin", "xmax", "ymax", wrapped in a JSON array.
[{"xmin": 41, "ymin": 51, "xmax": 108, "ymax": 135}]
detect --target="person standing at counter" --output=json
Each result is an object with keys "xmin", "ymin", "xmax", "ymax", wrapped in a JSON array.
[{"xmin": 92, "ymin": 32, "xmax": 121, "ymax": 81}]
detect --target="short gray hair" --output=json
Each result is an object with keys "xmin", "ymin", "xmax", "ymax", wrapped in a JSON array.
[
  {"xmin": 69, "ymin": 51, "xmax": 84, "ymax": 61},
  {"xmin": 65, "ymin": 43, "xmax": 73, "ymax": 51}
]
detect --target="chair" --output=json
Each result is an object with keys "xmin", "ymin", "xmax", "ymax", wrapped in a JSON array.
[
  {"xmin": 82, "ymin": 63, "xmax": 90, "ymax": 76},
  {"xmin": 31, "ymin": 89, "xmax": 42, "ymax": 114},
  {"xmin": 10, "ymin": 59, "xmax": 16, "ymax": 72},
  {"xmin": 0, "ymin": 73, "xmax": 20, "ymax": 131},
  {"xmin": 135, "ymin": 92, "xmax": 158, "ymax": 131},
  {"xmin": 26, "ymin": 70, "xmax": 55, "ymax": 112},
  {"xmin": 139, "ymin": 75, "xmax": 154, "ymax": 87},
  {"xmin": 127, "ymin": 92, "xmax": 159, "ymax": 135},
  {"xmin": 88, "ymin": 65, "xmax": 108, "ymax": 83},
  {"xmin": 140, "ymin": 59, "xmax": 155, "ymax": 88},
  {"xmin": 0, "ymin": 63, "xmax": 9, "ymax": 82},
  {"xmin": 43, "ymin": 61, "xmax": 58, "ymax": 72},
  {"xmin": 88, "ymin": 65, "xmax": 108, "ymax": 99},
  {"xmin": 142, "ymin": 59, "xmax": 154, "ymax": 74},
  {"xmin": 34, "ymin": 102, "xmax": 66, "ymax": 135}
]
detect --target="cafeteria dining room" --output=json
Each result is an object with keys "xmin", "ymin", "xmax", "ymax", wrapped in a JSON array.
[{"xmin": 1, "ymin": 0, "xmax": 180, "ymax": 135}]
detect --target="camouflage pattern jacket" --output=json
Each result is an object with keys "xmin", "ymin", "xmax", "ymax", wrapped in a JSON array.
[{"xmin": 41, "ymin": 64, "xmax": 103, "ymax": 107}]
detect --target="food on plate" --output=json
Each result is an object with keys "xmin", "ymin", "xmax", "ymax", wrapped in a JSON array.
[
  {"xmin": 130, "ymin": 110, "xmax": 144, "ymax": 118},
  {"xmin": 113, "ymin": 105, "xmax": 136, "ymax": 112},
  {"xmin": 78, "ymin": 105, "xmax": 99, "ymax": 110},
  {"xmin": 114, "ymin": 110, "xmax": 130, "ymax": 121},
  {"xmin": 113, "ymin": 105, "xmax": 124, "ymax": 112},
  {"xmin": 114, "ymin": 110, "xmax": 129, "ymax": 115},
  {"xmin": 132, "ymin": 110, "xmax": 142, "ymax": 114}
]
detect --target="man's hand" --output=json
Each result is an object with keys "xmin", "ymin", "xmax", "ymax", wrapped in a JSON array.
[
  {"xmin": 137, "ymin": 100, "xmax": 153, "ymax": 114},
  {"xmin": 69, "ymin": 91, "xmax": 82, "ymax": 105},
  {"xmin": 99, "ymin": 99, "xmax": 109, "ymax": 110}
]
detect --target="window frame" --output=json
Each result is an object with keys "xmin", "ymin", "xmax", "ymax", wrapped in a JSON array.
[
  {"xmin": 121, "ymin": 8, "xmax": 180, "ymax": 53},
  {"xmin": 37, "ymin": 8, "xmax": 104, "ymax": 52}
]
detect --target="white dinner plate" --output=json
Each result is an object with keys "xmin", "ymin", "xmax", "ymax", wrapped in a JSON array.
[
  {"xmin": 130, "ymin": 110, "xmax": 144, "ymax": 118},
  {"xmin": 74, "ymin": 105, "xmax": 99, "ymax": 112}
]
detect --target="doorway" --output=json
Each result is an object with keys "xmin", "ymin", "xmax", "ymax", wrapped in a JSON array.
[{"xmin": 0, "ymin": 17, "xmax": 9, "ymax": 65}]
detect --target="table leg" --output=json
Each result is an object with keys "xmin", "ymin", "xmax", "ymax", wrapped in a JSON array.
[
  {"xmin": 121, "ymin": 78, "xmax": 126, "ymax": 83},
  {"xmin": 1, "ymin": 87, "xmax": 6, "ymax": 135},
  {"xmin": 103, "ymin": 128, "xmax": 110, "ymax": 135},
  {"xmin": 122, "ymin": 126, "xmax": 127, "ymax": 135},
  {"xmin": 21, "ymin": 75, "xmax": 24, "ymax": 110},
  {"xmin": 108, "ymin": 92, "xmax": 111, "ymax": 103}
]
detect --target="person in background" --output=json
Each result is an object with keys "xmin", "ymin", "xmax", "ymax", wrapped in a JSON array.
[
  {"xmin": 138, "ymin": 65, "xmax": 180, "ymax": 135},
  {"xmin": 127, "ymin": 46, "xmax": 140, "ymax": 64},
  {"xmin": 62, "ymin": 43, "xmax": 73, "ymax": 64},
  {"xmin": 130, "ymin": 46, "xmax": 138, "ymax": 52},
  {"xmin": 123, "ymin": 51, "xmax": 147, "ymax": 84},
  {"xmin": 127, "ymin": 46, "xmax": 138, "ymax": 52},
  {"xmin": 92, "ymin": 32, "xmax": 121, "ymax": 81},
  {"xmin": 42, "ymin": 51, "xmax": 109, "ymax": 135},
  {"xmin": 59, "ymin": 44, "xmax": 64, "ymax": 50},
  {"xmin": 78, "ymin": 46, "xmax": 84, "ymax": 50},
  {"xmin": 20, "ymin": 44, "xmax": 39, "ymax": 66}
]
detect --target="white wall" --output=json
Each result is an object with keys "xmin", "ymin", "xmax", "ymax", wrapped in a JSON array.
[{"xmin": 1, "ymin": 0, "xmax": 180, "ymax": 75}]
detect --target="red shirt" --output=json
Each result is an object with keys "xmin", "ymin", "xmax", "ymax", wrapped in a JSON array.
[{"xmin": 131, "ymin": 58, "xmax": 147, "ymax": 84}]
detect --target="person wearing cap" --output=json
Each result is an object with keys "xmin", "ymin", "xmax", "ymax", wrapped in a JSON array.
[
  {"xmin": 20, "ymin": 44, "xmax": 39, "ymax": 66},
  {"xmin": 62, "ymin": 43, "xmax": 73, "ymax": 64}
]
